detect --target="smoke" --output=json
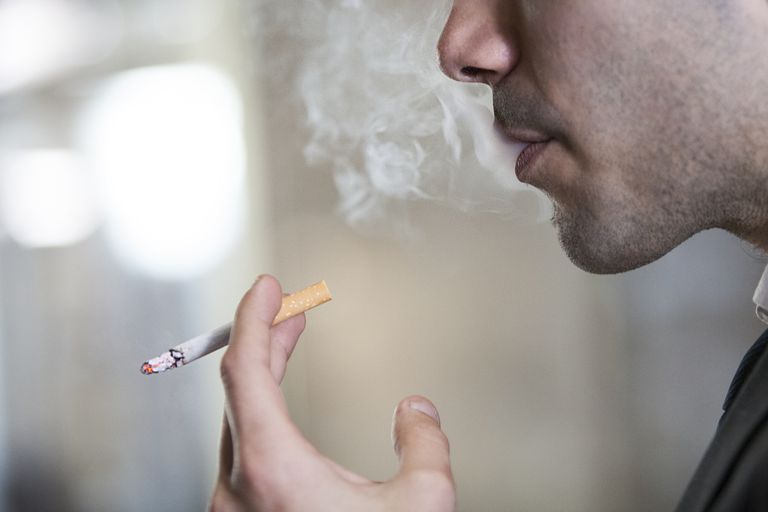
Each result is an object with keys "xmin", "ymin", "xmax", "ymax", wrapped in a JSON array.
[{"xmin": 249, "ymin": 0, "xmax": 549, "ymax": 228}]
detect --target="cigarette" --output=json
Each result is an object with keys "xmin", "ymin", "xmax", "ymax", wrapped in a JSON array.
[{"xmin": 140, "ymin": 280, "xmax": 332, "ymax": 375}]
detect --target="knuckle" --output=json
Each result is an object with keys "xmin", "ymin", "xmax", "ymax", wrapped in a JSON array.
[
  {"xmin": 219, "ymin": 350, "xmax": 238, "ymax": 384},
  {"xmin": 409, "ymin": 422, "xmax": 451, "ymax": 451},
  {"xmin": 430, "ymin": 427, "xmax": 451, "ymax": 453},
  {"xmin": 394, "ymin": 422, "xmax": 452, "ymax": 462},
  {"xmin": 219, "ymin": 324, "xmax": 271, "ymax": 381}
]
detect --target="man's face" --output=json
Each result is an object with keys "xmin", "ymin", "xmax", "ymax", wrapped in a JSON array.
[{"xmin": 438, "ymin": 0, "xmax": 768, "ymax": 273}]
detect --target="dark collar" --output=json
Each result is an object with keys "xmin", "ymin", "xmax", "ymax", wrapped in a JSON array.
[
  {"xmin": 677, "ymin": 328, "xmax": 768, "ymax": 511},
  {"xmin": 722, "ymin": 330, "xmax": 768, "ymax": 415}
]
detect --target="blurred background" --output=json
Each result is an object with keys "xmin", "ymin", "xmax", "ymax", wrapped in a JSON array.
[{"xmin": 0, "ymin": 0, "xmax": 766, "ymax": 511}]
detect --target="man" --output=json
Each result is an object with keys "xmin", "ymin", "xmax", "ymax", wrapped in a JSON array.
[{"xmin": 210, "ymin": 1, "xmax": 768, "ymax": 510}]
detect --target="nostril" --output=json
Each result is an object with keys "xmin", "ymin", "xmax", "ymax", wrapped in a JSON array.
[{"xmin": 460, "ymin": 66, "xmax": 483, "ymax": 79}]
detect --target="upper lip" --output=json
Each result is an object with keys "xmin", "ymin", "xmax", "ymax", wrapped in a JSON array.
[{"xmin": 493, "ymin": 120, "xmax": 551, "ymax": 145}]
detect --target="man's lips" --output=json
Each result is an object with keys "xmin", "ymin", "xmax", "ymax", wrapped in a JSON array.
[
  {"xmin": 493, "ymin": 122, "xmax": 552, "ymax": 183},
  {"xmin": 514, "ymin": 141, "xmax": 549, "ymax": 183}
]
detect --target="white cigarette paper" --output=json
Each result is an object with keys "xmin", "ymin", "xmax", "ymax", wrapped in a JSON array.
[{"xmin": 140, "ymin": 280, "xmax": 332, "ymax": 375}]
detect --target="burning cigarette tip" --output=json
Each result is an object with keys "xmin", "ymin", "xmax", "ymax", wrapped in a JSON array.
[{"xmin": 140, "ymin": 348, "xmax": 185, "ymax": 376}]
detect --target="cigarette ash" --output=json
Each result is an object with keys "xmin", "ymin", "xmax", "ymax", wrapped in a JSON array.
[
  {"xmin": 140, "ymin": 348, "xmax": 184, "ymax": 375},
  {"xmin": 248, "ymin": 0, "xmax": 549, "ymax": 231}
]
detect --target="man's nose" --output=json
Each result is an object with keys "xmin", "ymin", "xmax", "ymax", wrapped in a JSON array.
[{"xmin": 437, "ymin": 1, "xmax": 517, "ymax": 87}]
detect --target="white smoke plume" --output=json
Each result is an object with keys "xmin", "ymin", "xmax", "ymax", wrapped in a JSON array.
[{"xmin": 249, "ymin": 0, "xmax": 549, "ymax": 227}]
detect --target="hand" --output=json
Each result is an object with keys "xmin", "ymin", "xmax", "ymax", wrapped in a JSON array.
[{"xmin": 210, "ymin": 275, "xmax": 456, "ymax": 512}]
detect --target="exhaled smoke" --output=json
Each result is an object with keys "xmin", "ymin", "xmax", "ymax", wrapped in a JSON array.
[{"xmin": 250, "ymin": 0, "xmax": 549, "ymax": 228}]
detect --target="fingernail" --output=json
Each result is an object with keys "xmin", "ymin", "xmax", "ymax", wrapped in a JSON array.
[{"xmin": 409, "ymin": 400, "xmax": 440, "ymax": 425}]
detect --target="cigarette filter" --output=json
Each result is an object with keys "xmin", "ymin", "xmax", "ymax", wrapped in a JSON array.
[{"xmin": 140, "ymin": 280, "xmax": 332, "ymax": 375}]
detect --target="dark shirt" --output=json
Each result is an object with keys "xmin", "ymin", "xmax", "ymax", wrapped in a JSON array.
[{"xmin": 677, "ymin": 328, "xmax": 768, "ymax": 511}]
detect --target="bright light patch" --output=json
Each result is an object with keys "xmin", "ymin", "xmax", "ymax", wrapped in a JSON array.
[
  {"xmin": 77, "ymin": 64, "xmax": 247, "ymax": 280},
  {"xmin": 0, "ymin": 150, "xmax": 99, "ymax": 248},
  {"xmin": 0, "ymin": 0, "xmax": 122, "ymax": 93}
]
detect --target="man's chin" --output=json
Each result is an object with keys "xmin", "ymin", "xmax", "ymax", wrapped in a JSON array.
[
  {"xmin": 558, "ymin": 240, "xmax": 649, "ymax": 275},
  {"xmin": 552, "ymin": 207, "xmax": 671, "ymax": 275}
]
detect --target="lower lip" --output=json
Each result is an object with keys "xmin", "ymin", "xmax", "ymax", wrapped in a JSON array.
[{"xmin": 515, "ymin": 142, "xmax": 549, "ymax": 183}]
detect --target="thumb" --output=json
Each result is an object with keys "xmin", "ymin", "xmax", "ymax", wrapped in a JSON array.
[
  {"xmin": 392, "ymin": 396, "xmax": 452, "ymax": 477},
  {"xmin": 227, "ymin": 274, "xmax": 283, "ymax": 374},
  {"xmin": 221, "ymin": 275, "xmax": 290, "ymax": 436}
]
